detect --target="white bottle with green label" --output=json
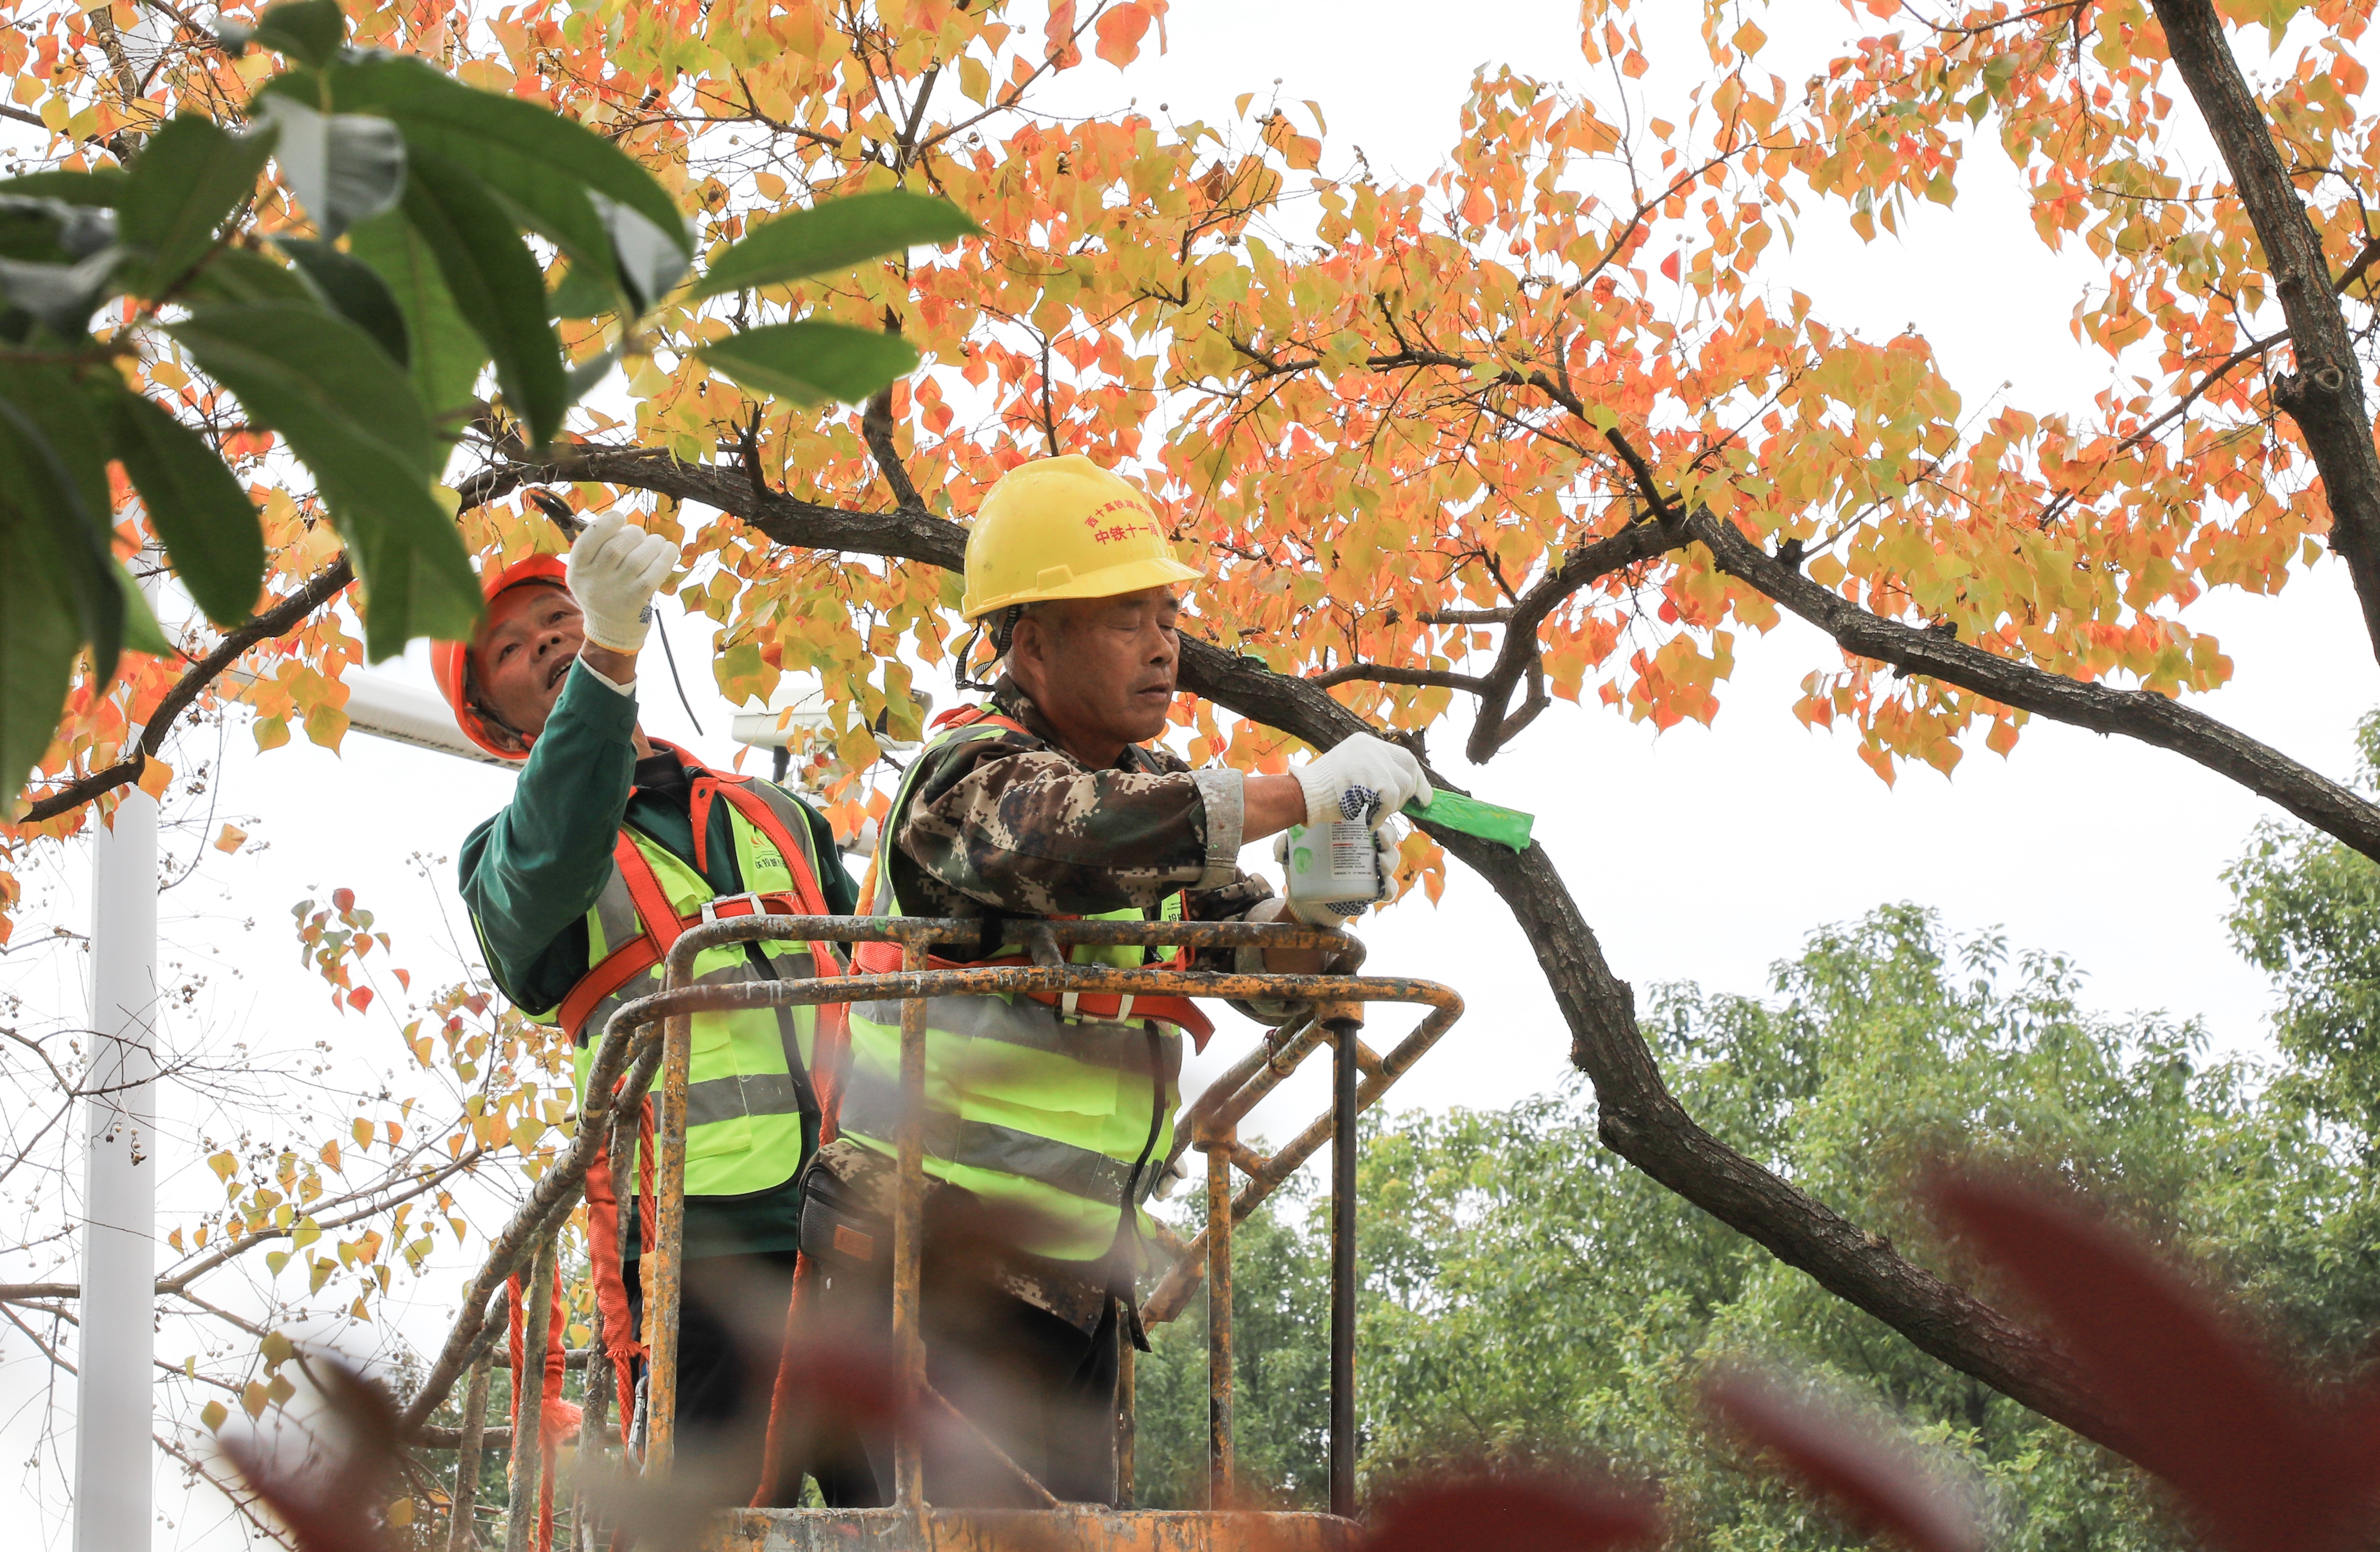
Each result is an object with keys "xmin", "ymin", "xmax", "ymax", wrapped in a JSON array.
[{"xmin": 1283, "ymin": 789, "xmax": 1384, "ymax": 918}]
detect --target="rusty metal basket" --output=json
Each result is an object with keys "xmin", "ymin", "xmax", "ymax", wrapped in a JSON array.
[{"xmin": 585, "ymin": 913, "xmax": 1463, "ymax": 1550}]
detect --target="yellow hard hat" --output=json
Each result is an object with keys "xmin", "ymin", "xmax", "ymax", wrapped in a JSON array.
[{"xmin": 960, "ymin": 454, "xmax": 1203, "ymax": 621}]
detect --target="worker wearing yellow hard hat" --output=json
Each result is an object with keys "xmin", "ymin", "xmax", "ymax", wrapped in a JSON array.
[
  {"xmin": 956, "ymin": 452, "xmax": 1205, "ymax": 620},
  {"xmin": 798, "ymin": 453, "xmax": 1429, "ymax": 1507}
]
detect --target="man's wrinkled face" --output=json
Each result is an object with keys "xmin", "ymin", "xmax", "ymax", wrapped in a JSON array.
[
  {"xmin": 1011, "ymin": 587, "xmax": 1180, "ymax": 751},
  {"xmin": 472, "ymin": 583, "xmax": 583, "ymax": 743}
]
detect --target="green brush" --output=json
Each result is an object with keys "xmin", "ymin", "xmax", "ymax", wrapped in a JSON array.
[{"xmin": 1404, "ymin": 789, "xmax": 1534, "ymax": 852}]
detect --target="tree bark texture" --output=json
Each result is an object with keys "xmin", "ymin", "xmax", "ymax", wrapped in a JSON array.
[{"xmin": 2151, "ymin": 0, "xmax": 2380, "ymax": 665}]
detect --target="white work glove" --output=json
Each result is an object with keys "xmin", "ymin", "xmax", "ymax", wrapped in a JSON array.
[
  {"xmin": 1273, "ymin": 822, "xmax": 1400, "ymax": 925},
  {"xmin": 1293, "ymin": 732, "xmax": 1432, "ymax": 830},
  {"xmin": 565, "ymin": 511, "xmax": 679, "ymax": 653}
]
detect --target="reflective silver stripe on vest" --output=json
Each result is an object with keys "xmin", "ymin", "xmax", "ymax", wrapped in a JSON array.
[
  {"xmin": 686, "ymin": 1070, "xmax": 809, "ymax": 1128},
  {"xmin": 590, "ymin": 867, "xmax": 643, "ymax": 964},
  {"xmin": 576, "ymin": 948, "xmax": 816, "ymax": 1050},
  {"xmin": 835, "ymin": 1068, "xmax": 1148, "ymax": 1205},
  {"xmin": 848, "ymin": 994, "xmax": 1173, "ymax": 1074}
]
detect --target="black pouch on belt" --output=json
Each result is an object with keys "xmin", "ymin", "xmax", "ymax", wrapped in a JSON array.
[{"xmin": 798, "ymin": 1143, "xmax": 892, "ymax": 1277}]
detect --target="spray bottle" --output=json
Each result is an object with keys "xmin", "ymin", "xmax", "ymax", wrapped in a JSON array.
[
  {"xmin": 1282, "ymin": 786, "xmax": 1388, "ymax": 919},
  {"xmin": 1283, "ymin": 786, "xmax": 1541, "ymax": 918}
]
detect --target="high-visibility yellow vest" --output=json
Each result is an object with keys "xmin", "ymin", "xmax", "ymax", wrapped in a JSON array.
[
  {"xmin": 522, "ymin": 767, "xmax": 843, "ymax": 1200},
  {"xmin": 841, "ymin": 710, "xmax": 1205, "ymax": 1263}
]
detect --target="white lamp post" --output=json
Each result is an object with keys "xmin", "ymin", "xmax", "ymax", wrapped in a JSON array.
[
  {"xmin": 71, "ymin": 666, "xmax": 500, "ymax": 1550},
  {"xmin": 76, "ymin": 771, "xmax": 159, "ymax": 1552}
]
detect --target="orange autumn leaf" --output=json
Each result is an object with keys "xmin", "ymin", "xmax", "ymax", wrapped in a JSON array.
[
  {"xmin": 1093, "ymin": 2, "xmax": 1151, "ymax": 68},
  {"xmin": 1044, "ymin": 0, "xmax": 1081, "ymax": 68}
]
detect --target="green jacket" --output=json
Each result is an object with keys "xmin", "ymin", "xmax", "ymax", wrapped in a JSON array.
[{"xmin": 459, "ymin": 662, "xmax": 858, "ymax": 1257}]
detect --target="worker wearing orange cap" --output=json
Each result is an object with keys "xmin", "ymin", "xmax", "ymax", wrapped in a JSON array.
[{"xmin": 441, "ymin": 512, "xmax": 860, "ymax": 1503}]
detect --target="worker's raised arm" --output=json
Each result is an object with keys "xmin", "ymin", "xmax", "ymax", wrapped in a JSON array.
[
  {"xmin": 448, "ymin": 515, "xmax": 680, "ymax": 1011},
  {"xmin": 458, "ymin": 661, "xmax": 642, "ymax": 1002}
]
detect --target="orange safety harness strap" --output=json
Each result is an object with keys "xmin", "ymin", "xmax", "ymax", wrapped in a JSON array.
[
  {"xmin": 849, "ymin": 936, "xmax": 1215, "ymax": 1049},
  {"xmin": 507, "ymin": 1265, "xmax": 581, "ymax": 1551},
  {"xmin": 928, "ymin": 704, "xmax": 1032, "ymax": 738},
  {"xmin": 582, "ymin": 1138, "xmax": 640, "ymax": 1430},
  {"xmin": 554, "ymin": 764, "xmax": 849, "ymax": 1506}
]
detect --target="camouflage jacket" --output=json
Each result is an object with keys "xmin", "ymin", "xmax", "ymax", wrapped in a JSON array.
[{"xmin": 888, "ymin": 675, "xmax": 1276, "ymax": 967}]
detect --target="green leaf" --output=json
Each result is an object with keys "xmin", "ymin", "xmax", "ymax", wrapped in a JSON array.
[
  {"xmin": 315, "ymin": 54, "xmax": 687, "ymax": 266},
  {"xmin": 398, "ymin": 148, "xmax": 565, "ymax": 449},
  {"xmin": 180, "ymin": 243, "xmax": 314, "ymax": 305},
  {"xmin": 695, "ymin": 320, "xmax": 921, "ymax": 406},
  {"xmin": 119, "ymin": 115, "xmax": 277, "ymax": 296},
  {"xmin": 0, "ymin": 168, "xmax": 126, "ymax": 207},
  {"xmin": 547, "ymin": 255, "xmax": 615, "ymax": 320},
  {"xmin": 349, "ymin": 210, "xmax": 482, "ymax": 438},
  {"xmin": 114, "ymin": 560, "xmax": 173, "ymax": 657},
  {"xmin": 544, "ymin": 196, "xmax": 688, "ymax": 320},
  {"xmin": 108, "ymin": 390, "xmax": 267, "ymax": 626},
  {"xmin": 0, "ymin": 362, "xmax": 118, "ymax": 569},
  {"xmin": 273, "ymin": 236, "xmax": 408, "ymax": 366},
  {"xmin": 169, "ymin": 302, "xmax": 479, "ymax": 660},
  {"xmin": 0, "ymin": 378, "xmax": 118, "ymax": 810},
  {"xmin": 0, "ymin": 507, "xmax": 86, "ymax": 814},
  {"xmin": 258, "ymin": 95, "xmax": 406, "ymax": 241},
  {"xmin": 693, "ymin": 189, "xmax": 978, "ymax": 301},
  {"xmin": 0, "ymin": 384, "xmax": 119, "ymax": 690},
  {"xmin": 593, "ymin": 190, "xmax": 688, "ymax": 314},
  {"xmin": 0, "ymin": 196, "xmax": 113, "ymax": 262},
  {"xmin": 0, "ymin": 247, "xmax": 125, "ymax": 339},
  {"xmin": 220, "ymin": 0, "xmax": 345, "ymax": 67}
]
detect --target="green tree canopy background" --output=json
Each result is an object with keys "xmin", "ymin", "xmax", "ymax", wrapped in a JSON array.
[{"xmin": 1134, "ymin": 721, "xmax": 2380, "ymax": 1546}]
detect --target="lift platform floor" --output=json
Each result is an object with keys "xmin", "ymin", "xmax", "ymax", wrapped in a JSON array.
[{"xmin": 709, "ymin": 1508, "xmax": 1362, "ymax": 1552}]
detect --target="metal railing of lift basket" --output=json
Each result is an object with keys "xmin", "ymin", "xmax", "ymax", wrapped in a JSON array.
[{"xmin": 536, "ymin": 913, "xmax": 1463, "ymax": 1534}]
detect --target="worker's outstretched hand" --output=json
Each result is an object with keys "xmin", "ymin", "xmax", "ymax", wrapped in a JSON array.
[
  {"xmin": 1294, "ymin": 732, "xmax": 1432, "ymax": 828},
  {"xmin": 566, "ymin": 511, "xmax": 679, "ymax": 653}
]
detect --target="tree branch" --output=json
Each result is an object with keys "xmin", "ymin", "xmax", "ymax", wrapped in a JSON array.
[
  {"xmin": 862, "ymin": 385, "xmax": 926, "ymax": 513},
  {"xmin": 1673, "ymin": 498, "xmax": 2380, "ymax": 862},
  {"xmin": 1308, "ymin": 664, "xmax": 1489, "ymax": 693},
  {"xmin": 17, "ymin": 557, "xmax": 355, "ymax": 825},
  {"xmin": 2151, "ymin": 0, "xmax": 2380, "ymax": 664},
  {"xmin": 1463, "ymin": 515, "xmax": 1682, "ymax": 763}
]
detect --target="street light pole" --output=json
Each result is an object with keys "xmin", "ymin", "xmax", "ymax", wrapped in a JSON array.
[
  {"xmin": 77, "ymin": 766, "xmax": 158, "ymax": 1552},
  {"xmin": 68, "ymin": 662, "xmax": 491, "ymax": 1550}
]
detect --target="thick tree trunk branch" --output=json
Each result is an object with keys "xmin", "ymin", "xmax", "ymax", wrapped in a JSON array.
[
  {"xmin": 2151, "ymin": 0, "xmax": 2380, "ymax": 664},
  {"xmin": 1444, "ymin": 835, "xmax": 2125, "ymax": 1445},
  {"xmin": 504, "ymin": 444, "xmax": 2134, "ymax": 1454}
]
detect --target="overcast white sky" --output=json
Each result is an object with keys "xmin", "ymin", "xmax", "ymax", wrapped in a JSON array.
[{"xmin": 9, "ymin": 1, "xmax": 2377, "ymax": 1542}]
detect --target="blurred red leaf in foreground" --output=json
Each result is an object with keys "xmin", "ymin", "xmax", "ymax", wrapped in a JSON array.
[
  {"xmin": 1932, "ymin": 1173, "xmax": 2380, "ymax": 1552},
  {"xmin": 220, "ymin": 1358, "xmax": 400, "ymax": 1552},
  {"xmin": 1705, "ymin": 1370, "xmax": 1982, "ymax": 1552},
  {"xmin": 1360, "ymin": 1473, "xmax": 1660, "ymax": 1552}
]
